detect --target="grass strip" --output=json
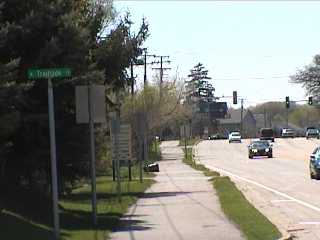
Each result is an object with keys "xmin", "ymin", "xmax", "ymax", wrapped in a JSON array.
[
  {"xmin": 178, "ymin": 137, "xmax": 200, "ymax": 146},
  {"xmin": 183, "ymin": 147, "xmax": 281, "ymax": 240},
  {"xmin": 1, "ymin": 166, "xmax": 154, "ymax": 240}
]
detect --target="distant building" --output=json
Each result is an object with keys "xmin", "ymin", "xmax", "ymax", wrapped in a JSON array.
[{"xmin": 218, "ymin": 109, "xmax": 256, "ymax": 138}]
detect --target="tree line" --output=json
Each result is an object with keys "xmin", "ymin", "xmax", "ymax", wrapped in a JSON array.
[{"xmin": 0, "ymin": 0, "xmax": 151, "ymax": 195}]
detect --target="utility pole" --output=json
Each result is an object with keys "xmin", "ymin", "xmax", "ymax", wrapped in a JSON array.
[
  {"xmin": 141, "ymin": 48, "xmax": 156, "ymax": 87},
  {"xmin": 286, "ymin": 108, "xmax": 288, "ymax": 128},
  {"xmin": 130, "ymin": 61, "xmax": 134, "ymax": 96},
  {"xmin": 152, "ymin": 55, "xmax": 171, "ymax": 99},
  {"xmin": 240, "ymin": 98, "xmax": 244, "ymax": 135},
  {"xmin": 152, "ymin": 55, "xmax": 171, "ymax": 140},
  {"xmin": 264, "ymin": 107, "xmax": 267, "ymax": 128},
  {"xmin": 144, "ymin": 50, "xmax": 147, "ymax": 85}
]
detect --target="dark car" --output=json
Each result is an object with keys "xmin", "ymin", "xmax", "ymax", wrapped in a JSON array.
[
  {"xmin": 310, "ymin": 147, "xmax": 320, "ymax": 179},
  {"xmin": 208, "ymin": 133, "xmax": 227, "ymax": 140},
  {"xmin": 248, "ymin": 140, "xmax": 273, "ymax": 159},
  {"xmin": 259, "ymin": 128, "xmax": 275, "ymax": 142},
  {"xmin": 306, "ymin": 128, "xmax": 320, "ymax": 139}
]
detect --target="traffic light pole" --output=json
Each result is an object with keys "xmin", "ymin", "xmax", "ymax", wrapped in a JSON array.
[
  {"xmin": 240, "ymin": 99, "xmax": 244, "ymax": 135},
  {"xmin": 285, "ymin": 96, "xmax": 290, "ymax": 128}
]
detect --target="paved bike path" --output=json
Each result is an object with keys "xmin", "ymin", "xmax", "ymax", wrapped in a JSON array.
[{"xmin": 111, "ymin": 140, "xmax": 243, "ymax": 240}]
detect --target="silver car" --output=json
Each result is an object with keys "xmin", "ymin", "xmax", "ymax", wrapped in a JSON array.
[{"xmin": 228, "ymin": 132, "xmax": 241, "ymax": 143}]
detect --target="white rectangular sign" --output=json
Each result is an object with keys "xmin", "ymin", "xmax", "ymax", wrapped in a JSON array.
[
  {"xmin": 75, "ymin": 85, "xmax": 106, "ymax": 123},
  {"xmin": 111, "ymin": 123, "xmax": 132, "ymax": 162}
]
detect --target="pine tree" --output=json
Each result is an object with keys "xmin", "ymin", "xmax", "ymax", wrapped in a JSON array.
[{"xmin": 186, "ymin": 63, "xmax": 215, "ymax": 103}]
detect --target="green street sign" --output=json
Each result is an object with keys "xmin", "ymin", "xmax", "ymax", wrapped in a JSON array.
[{"xmin": 27, "ymin": 68, "xmax": 72, "ymax": 79}]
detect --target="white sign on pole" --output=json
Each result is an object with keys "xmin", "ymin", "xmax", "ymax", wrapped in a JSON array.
[
  {"xmin": 111, "ymin": 123, "xmax": 132, "ymax": 162},
  {"xmin": 75, "ymin": 85, "xmax": 106, "ymax": 123}
]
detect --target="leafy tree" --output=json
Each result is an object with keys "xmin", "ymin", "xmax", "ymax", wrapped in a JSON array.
[
  {"xmin": 95, "ymin": 13, "xmax": 149, "ymax": 93},
  {"xmin": 121, "ymin": 77, "xmax": 188, "ymax": 141},
  {"xmin": 291, "ymin": 54, "xmax": 320, "ymax": 103},
  {"xmin": 288, "ymin": 105, "xmax": 320, "ymax": 128}
]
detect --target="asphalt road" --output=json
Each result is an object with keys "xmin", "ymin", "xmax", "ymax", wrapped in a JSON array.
[{"xmin": 196, "ymin": 138, "xmax": 320, "ymax": 239}]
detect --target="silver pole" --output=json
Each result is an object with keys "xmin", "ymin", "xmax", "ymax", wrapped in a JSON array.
[
  {"xmin": 48, "ymin": 78, "xmax": 60, "ymax": 240},
  {"xmin": 88, "ymin": 84, "xmax": 97, "ymax": 226}
]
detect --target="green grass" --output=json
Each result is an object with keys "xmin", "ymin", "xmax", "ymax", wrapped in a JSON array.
[
  {"xmin": 214, "ymin": 177, "xmax": 281, "ymax": 240},
  {"xmin": 179, "ymin": 137, "xmax": 200, "ymax": 146},
  {"xmin": 183, "ymin": 148, "xmax": 220, "ymax": 178},
  {"xmin": 1, "ymin": 166, "xmax": 154, "ymax": 240},
  {"xmin": 182, "ymin": 148, "xmax": 281, "ymax": 240}
]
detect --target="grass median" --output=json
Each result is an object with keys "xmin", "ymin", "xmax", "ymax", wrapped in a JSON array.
[
  {"xmin": 183, "ymin": 147, "xmax": 281, "ymax": 240},
  {"xmin": 179, "ymin": 137, "xmax": 200, "ymax": 146}
]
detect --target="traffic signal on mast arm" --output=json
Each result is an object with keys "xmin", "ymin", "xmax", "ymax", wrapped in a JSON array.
[
  {"xmin": 233, "ymin": 91, "xmax": 237, "ymax": 104},
  {"xmin": 285, "ymin": 96, "xmax": 290, "ymax": 108},
  {"xmin": 308, "ymin": 96, "xmax": 313, "ymax": 105}
]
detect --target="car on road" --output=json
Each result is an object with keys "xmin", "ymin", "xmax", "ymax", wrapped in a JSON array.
[
  {"xmin": 306, "ymin": 128, "xmax": 320, "ymax": 139},
  {"xmin": 248, "ymin": 140, "xmax": 273, "ymax": 159},
  {"xmin": 228, "ymin": 131, "xmax": 241, "ymax": 143},
  {"xmin": 259, "ymin": 128, "xmax": 275, "ymax": 142},
  {"xmin": 281, "ymin": 128, "xmax": 295, "ymax": 138},
  {"xmin": 310, "ymin": 147, "xmax": 320, "ymax": 179},
  {"xmin": 208, "ymin": 133, "xmax": 227, "ymax": 140}
]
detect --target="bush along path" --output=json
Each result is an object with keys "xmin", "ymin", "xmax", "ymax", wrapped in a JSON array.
[{"xmin": 183, "ymin": 146, "xmax": 282, "ymax": 240}]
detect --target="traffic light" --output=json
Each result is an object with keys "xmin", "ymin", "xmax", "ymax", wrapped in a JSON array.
[
  {"xmin": 285, "ymin": 96, "xmax": 290, "ymax": 108},
  {"xmin": 308, "ymin": 96, "xmax": 313, "ymax": 105},
  {"xmin": 233, "ymin": 91, "xmax": 237, "ymax": 104}
]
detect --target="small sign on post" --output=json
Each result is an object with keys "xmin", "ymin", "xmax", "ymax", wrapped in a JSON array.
[
  {"xmin": 27, "ymin": 68, "xmax": 71, "ymax": 79},
  {"xmin": 27, "ymin": 67, "xmax": 72, "ymax": 240},
  {"xmin": 75, "ymin": 84, "xmax": 106, "ymax": 226}
]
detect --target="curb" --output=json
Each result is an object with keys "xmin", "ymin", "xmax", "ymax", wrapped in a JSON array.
[{"xmin": 277, "ymin": 234, "xmax": 294, "ymax": 240}]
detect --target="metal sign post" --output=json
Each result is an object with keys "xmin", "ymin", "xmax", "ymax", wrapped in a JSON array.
[
  {"xmin": 28, "ymin": 68, "xmax": 72, "ymax": 240},
  {"xmin": 48, "ymin": 78, "xmax": 60, "ymax": 240},
  {"xmin": 184, "ymin": 124, "xmax": 187, "ymax": 160},
  {"xmin": 110, "ymin": 114, "xmax": 121, "ymax": 202},
  {"xmin": 136, "ymin": 113, "xmax": 145, "ymax": 183},
  {"xmin": 88, "ymin": 84, "xmax": 97, "ymax": 226},
  {"xmin": 75, "ymin": 85, "xmax": 106, "ymax": 226}
]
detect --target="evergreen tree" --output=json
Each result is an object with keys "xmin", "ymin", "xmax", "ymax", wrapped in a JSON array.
[{"xmin": 0, "ymin": 0, "xmax": 148, "ymax": 195}]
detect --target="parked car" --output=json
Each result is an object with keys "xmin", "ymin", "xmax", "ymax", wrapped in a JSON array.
[
  {"xmin": 259, "ymin": 128, "xmax": 274, "ymax": 142},
  {"xmin": 248, "ymin": 140, "xmax": 273, "ymax": 159},
  {"xmin": 228, "ymin": 131, "xmax": 241, "ymax": 143},
  {"xmin": 306, "ymin": 128, "xmax": 320, "ymax": 139},
  {"xmin": 281, "ymin": 128, "xmax": 295, "ymax": 138},
  {"xmin": 310, "ymin": 147, "xmax": 320, "ymax": 179}
]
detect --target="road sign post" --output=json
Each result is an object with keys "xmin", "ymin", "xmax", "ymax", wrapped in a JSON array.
[
  {"xmin": 48, "ymin": 78, "xmax": 60, "ymax": 240},
  {"xmin": 88, "ymin": 84, "xmax": 97, "ymax": 226},
  {"xmin": 75, "ymin": 84, "xmax": 106, "ymax": 225},
  {"xmin": 27, "ymin": 68, "xmax": 71, "ymax": 240}
]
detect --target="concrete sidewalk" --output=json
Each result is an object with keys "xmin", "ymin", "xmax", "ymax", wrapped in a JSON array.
[{"xmin": 111, "ymin": 140, "xmax": 244, "ymax": 240}]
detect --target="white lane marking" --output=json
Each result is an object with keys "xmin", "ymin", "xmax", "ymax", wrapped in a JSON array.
[
  {"xmin": 205, "ymin": 164, "xmax": 320, "ymax": 213},
  {"xmin": 271, "ymin": 200, "xmax": 295, "ymax": 203},
  {"xmin": 299, "ymin": 222, "xmax": 320, "ymax": 225}
]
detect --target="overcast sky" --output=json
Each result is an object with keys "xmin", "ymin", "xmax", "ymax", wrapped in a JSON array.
[{"xmin": 114, "ymin": 1, "xmax": 320, "ymax": 107}]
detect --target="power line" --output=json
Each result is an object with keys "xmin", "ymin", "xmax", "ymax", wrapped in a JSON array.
[{"xmin": 213, "ymin": 75, "xmax": 292, "ymax": 81}]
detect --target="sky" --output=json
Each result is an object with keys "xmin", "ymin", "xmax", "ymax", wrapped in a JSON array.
[{"xmin": 114, "ymin": 1, "xmax": 320, "ymax": 107}]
